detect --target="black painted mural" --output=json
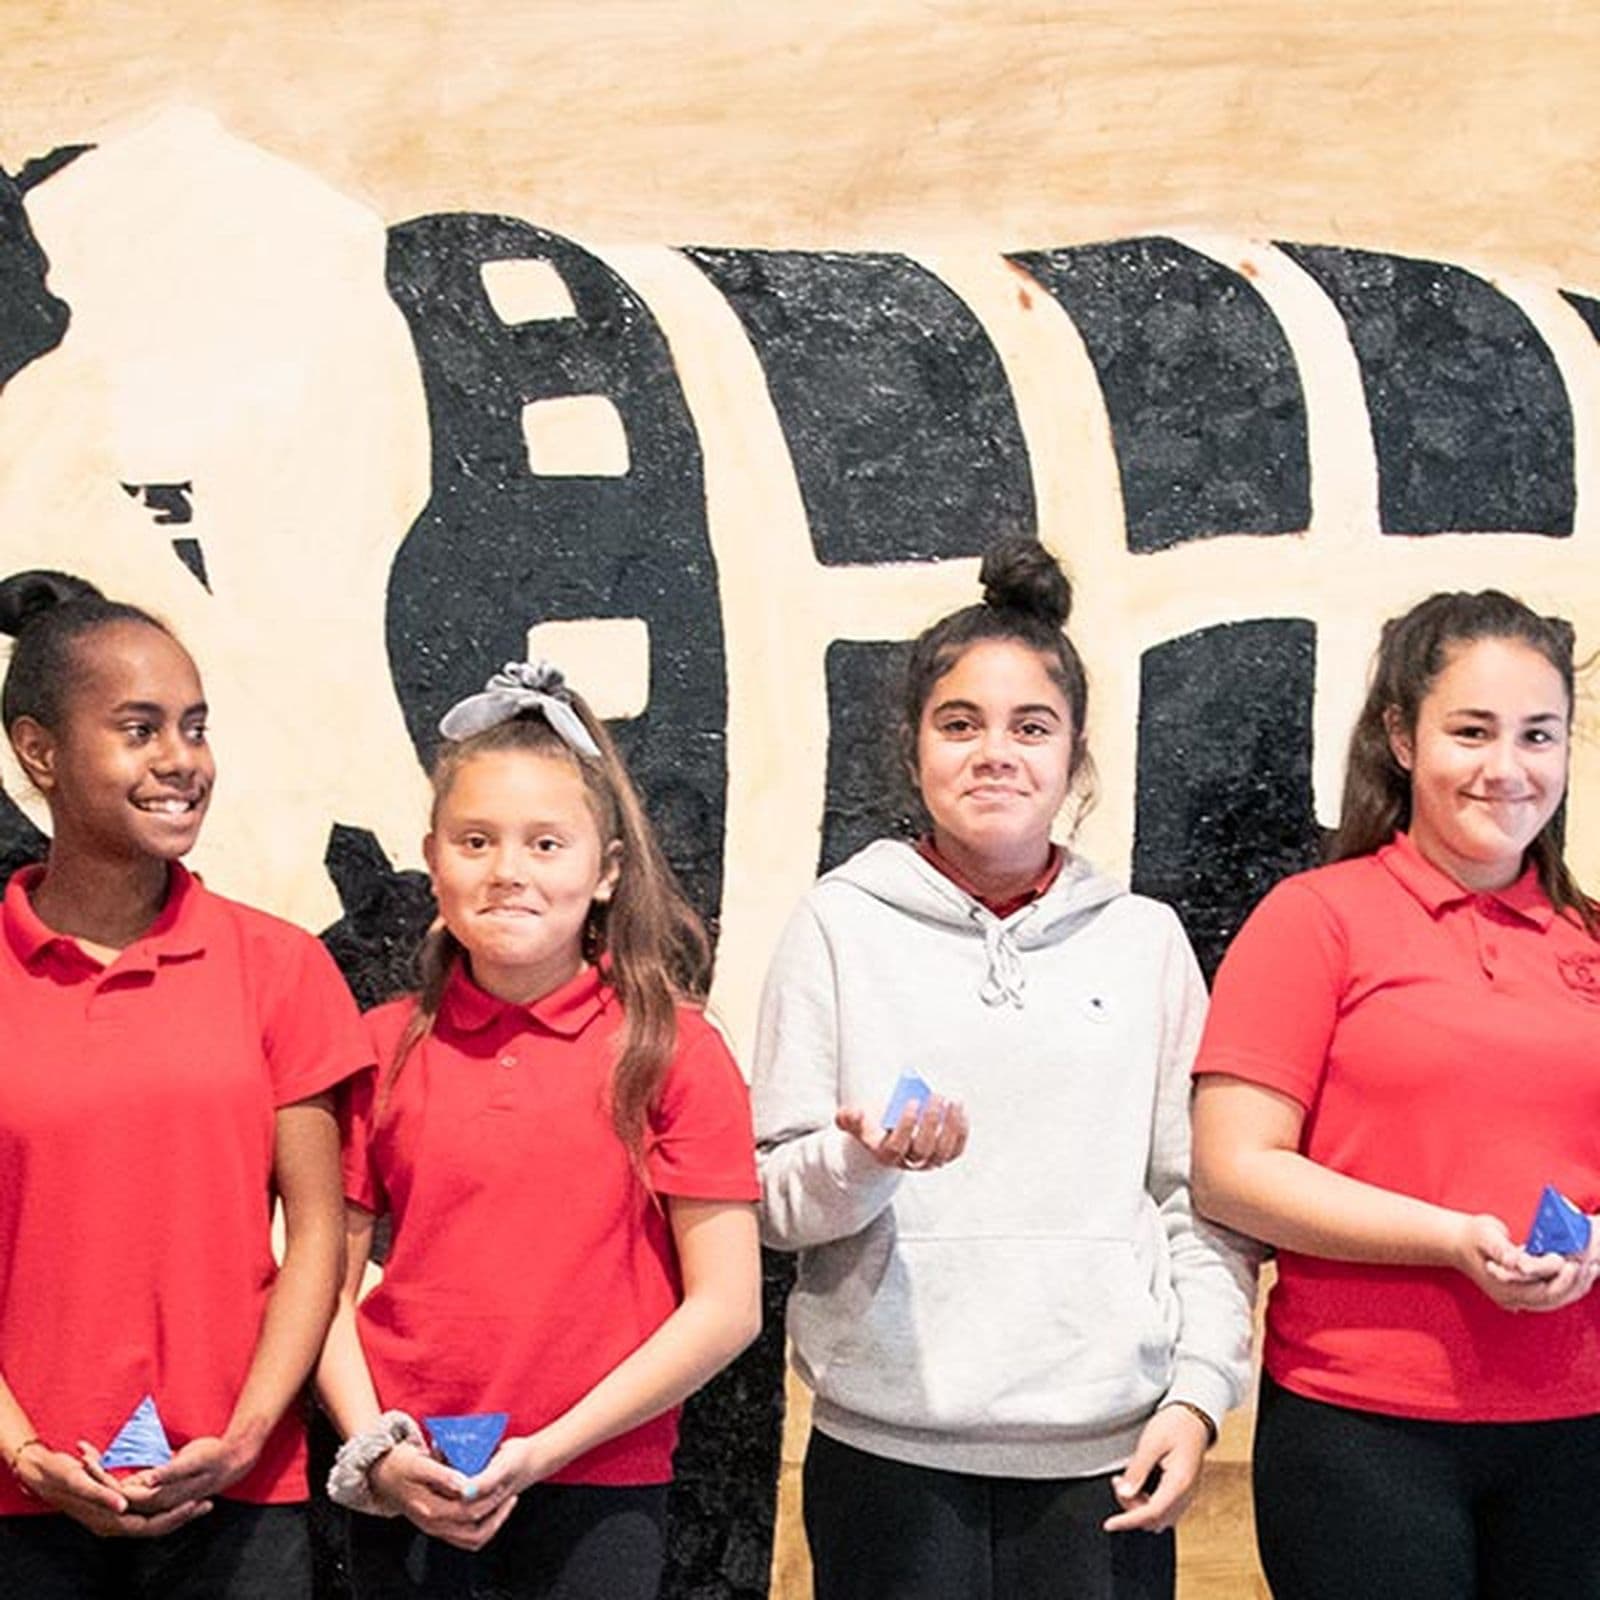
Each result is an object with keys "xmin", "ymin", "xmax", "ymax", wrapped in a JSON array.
[
  {"xmin": 684, "ymin": 248, "xmax": 1033, "ymax": 566},
  {"xmin": 0, "ymin": 149, "xmax": 78, "ymax": 390},
  {"xmin": 1282, "ymin": 245, "xmax": 1574, "ymax": 536},
  {"xmin": 1008, "ymin": 236, "xmax": 1312, "ymax": 551},
  {"xmin": 385, "ymin": 214, "xmax": 728, "ymax": 925},
  {"xmin": 1132, "ymin": 619, "xmax": 1323, "ymax": 975},
  {"xmin": 2, "ymin": 136, "xmax": 1597, "ymax": 1598}
]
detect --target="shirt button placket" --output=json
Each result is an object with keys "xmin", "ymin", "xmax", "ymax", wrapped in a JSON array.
[
  {"xmin": 490, "ymin": 1048, "xmax": 519, "ymax": 1110},
  {"xmin": 1474, "ymin": 897, "xmax": 1499, "ymax": 980}
]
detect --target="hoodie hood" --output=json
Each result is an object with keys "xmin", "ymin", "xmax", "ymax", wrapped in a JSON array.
[{"xmin": 820, "ymin": 839, "xmax": 1124, "ymax": 1008}]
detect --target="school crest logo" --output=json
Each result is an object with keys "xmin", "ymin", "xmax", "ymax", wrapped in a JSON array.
[{"xmin": 1557, "ymin": 952, "xmax": 1600, "ymax": 1003}]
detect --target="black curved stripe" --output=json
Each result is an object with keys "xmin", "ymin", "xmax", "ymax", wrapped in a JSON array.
[
  {"xmin": 384, "ymin": 214, "xmax": 727, "ymax": 923},
  {"xmin": 1283, "ymin": 245, "xmax": 1573, "ymax": 537},
  {"xmin": 1007, "ymin": 238, "xmax": 1311, "ymax": 552},
  {"xmin": 683, "ymin": 248, "xmax": 1034, "ymax": 565},
  {"xmin": 1133, "ymin": 619, "xmax": 1322, "ymax": 978},
  {"xmin": 821, "ymin": 639, "xmax": 918, "ymax": 874}
]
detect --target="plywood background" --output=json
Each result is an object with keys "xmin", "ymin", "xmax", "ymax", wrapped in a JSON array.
[{"xmin": 5, "ymin": 1, "xmax": 1597, "ymax": 278}]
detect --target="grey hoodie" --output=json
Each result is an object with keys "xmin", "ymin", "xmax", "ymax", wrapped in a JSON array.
[{"xmin": 753, "ymin": 840, "xmax": 1257, "ymax": 1478}]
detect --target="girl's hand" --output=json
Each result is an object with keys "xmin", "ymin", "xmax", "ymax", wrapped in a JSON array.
[
  {"xmin": 466, "ymin": 1431, "xmax": 559, "ymax": 1505},
  {"xmin": 1103, "ymin": 1405, "xmax": 1210, "ymax": 1534},
  {"xmin": 16, "ymin": 1441, "xmax": 209, "ymax": 1538},
  {"xmin": 118, "ymin": 1433, "xmax": 256, "ymax": 1514},
  {"xmin": 835, "ymin": 1096, "xmax": 968, "ymax": 1172},
  {"xmin": 1499, "ymin": 1222, "xmax": 1600, "ymax": 1313},
  {"xmin": 370, "ymin": 1443, "xmax": 518, "ymax": 1551},
  {"xmin": 1453, "ymin": 1214, "xmax": 1596, "ymax": 1312}
]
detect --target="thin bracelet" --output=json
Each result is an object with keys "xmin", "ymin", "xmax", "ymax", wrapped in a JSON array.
[
  {"xmin": 1161, "ymin": 1400, "xmax": 1218, "ymax": 1446},
  {"xmin": 6, "ymin": 1436, "xmax": 44, "ymax": 1494}
]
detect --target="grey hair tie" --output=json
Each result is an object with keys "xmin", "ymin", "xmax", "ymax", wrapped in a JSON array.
[{"xmin": 437, "ymin": 660, "xmax": 602, "ymax": 758}]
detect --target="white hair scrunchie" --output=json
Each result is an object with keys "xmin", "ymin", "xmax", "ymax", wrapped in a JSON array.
[{"xmin": 437, "ymin": 660, "xmax": 601, "ymax": 758}]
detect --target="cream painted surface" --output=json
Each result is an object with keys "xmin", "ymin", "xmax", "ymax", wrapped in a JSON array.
[
  {"xmin": 0, "ymin": 109, "xmax": 433, "ymax": 928},
  {"xmin": 4, "ymin": 2, "xmax": 1599, "ymax": 287}
]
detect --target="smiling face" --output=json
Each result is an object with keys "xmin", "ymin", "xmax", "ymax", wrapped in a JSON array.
[
  {"xmin": 424, "ymin": 748, "xmax": 621, "ymax": 1005},
  {"xmin": 914, "ymin": 638, "xmax": 1078, "ymax": 882},
  {"xmin": 1387, "ymin": 635, "xmax": 1570, "ymax": 891},
  {"xmin": 11, "ymin": 620, "xmax": 213, "ymax": 864}
]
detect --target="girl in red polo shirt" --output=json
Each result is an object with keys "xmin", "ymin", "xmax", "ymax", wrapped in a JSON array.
[
  {"xmin": 0, "ymin": 571, "xmax": 365, "ymax": 1599},
  {"xmin": 1193, "ymin": 589, "xmax": 1600, "ymax": 1599},
  {"xmin": 318, "ymin": 661, "xmax": 761, "ymax": 1600}
]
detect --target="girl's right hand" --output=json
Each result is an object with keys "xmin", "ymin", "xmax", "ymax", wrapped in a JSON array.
[
  {"xmin": 13, "ymin": 1441, "xmax": 209, "ymax": 1537},
  {"xmin": 368, "ymin": 1443, "xmax": 519, "ymax": 1551},
  {"xmin": 836, "ymin": 1096, "xmax": 969, "ymax": 1172},
  {"xmin": 1453, "ymin": 1213, "xmax": 1596, "ymax": 1312}
]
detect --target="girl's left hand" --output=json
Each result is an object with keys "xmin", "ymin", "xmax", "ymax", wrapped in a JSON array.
[
  {"xmin": 1491, "ymin": 1232, "xmax": 1600, "ymax": 1313},
  {"xmin": 96, "ymin": 1436, "xmax": 255, "ymax": 1516},
  {"xmin": 1102, "ymin": 1405, "xmax": 1211, "ymax": 1534},
  {"xmin": 465, "ymin": 1432, "xmax": 560, "ymax": 1506}
]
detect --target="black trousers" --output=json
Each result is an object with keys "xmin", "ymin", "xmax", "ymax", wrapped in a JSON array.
[
  {"xmin": 0, "ymin": 1500, "xmax": 309, "ymax": 1600},
  {"xmin": 1253, "ymin": 1372, "xmax": 1600, "ymax": 1600},
  {"xmin": 802, "ymin": 1428, "xmax": 1175, "ymax": 1600},
  {"xmin": 345, "ymin": 1481, "xmax": 668, "ymax": 1600}
]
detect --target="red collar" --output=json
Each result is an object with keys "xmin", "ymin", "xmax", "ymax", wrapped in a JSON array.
[
  {"xmin": 438, "ymin": 957, "xmax": 614, "ymax": 1038},
  {"xmin": 3, "ymin": 862, "xmax": 207, "ymax": 971},
  {"xmin": 915, "ymin": 835, "xmax": 1064, "ymax": 919},
  {"xmin": 1376, "ymin": 832, "xmax": 1552, "ymax": 929}
]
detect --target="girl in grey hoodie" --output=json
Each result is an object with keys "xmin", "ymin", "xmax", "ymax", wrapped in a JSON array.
[{"xmin": 753, "ymin": 540, "xmax": 1256, "ymax": 1600}]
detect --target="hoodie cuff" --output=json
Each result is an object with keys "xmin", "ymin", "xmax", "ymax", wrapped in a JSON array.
[
  {"xmin": 1164, "ymin": 1359, "xmax": 1241, "ymax": 1443},
  {"xmin": 824, "ymin": 1125, "xmax": 904, "ymax": 1204}
]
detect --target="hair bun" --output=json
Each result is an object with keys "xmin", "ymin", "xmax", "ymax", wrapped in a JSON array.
[
  {"xmin": 978, "ymin": 538, "xmax": 1072, "ymax": 630},
  {"xmin": 0, "ymin": 570, "xmax": 104, "ymax": 640}
]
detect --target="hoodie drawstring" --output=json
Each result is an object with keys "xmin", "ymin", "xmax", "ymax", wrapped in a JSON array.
[{"xmin": 976, "ymin": 912, "xmax": 1026, "ymax": 1008}]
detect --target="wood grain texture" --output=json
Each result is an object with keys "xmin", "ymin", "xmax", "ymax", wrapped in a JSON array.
[{"xmin": 4, "ymin": 1, "xmax": 1597, "ymax": 283}]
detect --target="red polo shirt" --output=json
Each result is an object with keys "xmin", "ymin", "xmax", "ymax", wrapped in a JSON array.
[
  {"xmin": 345, "ymin": 963, "xmax": 758, "ymax": 1484},
  {"xmin": 1195, "ymin": 833, "xmax": 1600, "ymax": 1421},
  {"xmin": 0, "ymin": 865, "xmax": 369, "ymax": 1516}
]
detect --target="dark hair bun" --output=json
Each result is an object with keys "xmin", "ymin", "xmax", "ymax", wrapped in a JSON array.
[
  {"xmin": 0, "ymin": 570, "xmax": 104, "ymax": 639},
  {"xmin": 978, "ymin": 538, "xmax": 1072, "ymax": 630}
]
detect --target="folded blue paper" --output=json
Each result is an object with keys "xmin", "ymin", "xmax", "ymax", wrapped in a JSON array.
[
  {"xmin": 882, "ymin": 1072, "xmax": 934, "ymax": 1130},
  {"xmin": 102, "ymin": 1395, "xmax": 173, "ymax": 1469},
  {"xmin": 1525, "ymin": 1185, "xmax": 1591, "ymax": 1256},
  {"xmin": 425, "ymin": 1413, "xmax": 510, "ymax": 1477}
]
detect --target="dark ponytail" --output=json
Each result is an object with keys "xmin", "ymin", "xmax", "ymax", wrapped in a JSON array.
[{"xmin": 1, "ymin": 570, "xmax": 169, "ymax": 731}]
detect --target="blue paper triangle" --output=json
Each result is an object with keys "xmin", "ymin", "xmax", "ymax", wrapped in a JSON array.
[
  {"xmin": 882, "ymin": 1073, "xmax": 934, "ymax": 1130},
  {"xmin": 102, "ymin": 1395, "xmax": 173, "ymax": 1469},
  {"xmin": 425, "ymin": 1412, "xmax": 509, "ymax": 1477},
  {"xmin": 1526, "ymin": 1185, "xmax": 1591, "ymax": 1256}
]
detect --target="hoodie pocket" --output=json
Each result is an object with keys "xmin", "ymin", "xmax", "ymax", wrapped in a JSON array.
[{"xmin": 790, "ymin": 1220, "xmax": 1179, "ymax": 1439}]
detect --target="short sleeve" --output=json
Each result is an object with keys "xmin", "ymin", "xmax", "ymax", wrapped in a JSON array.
[
  {"xmin": 645, "ymin": 1014, "xmax": 760, "ymax": 1201},
  {"xmin": 341, "ymin": 1003, "xmax": 411, "ymax": 1213},
  {"xmin": 340, "ymin": 1057, "xmax": 382, "ymax": 1213},
  {"xmin": 260, "ymin": 928, "xmax": 372, "ymax": 1108},
  {"xmin": 1193, "ymin": 877, "xmax": 1349, "ymax": 1110}
]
